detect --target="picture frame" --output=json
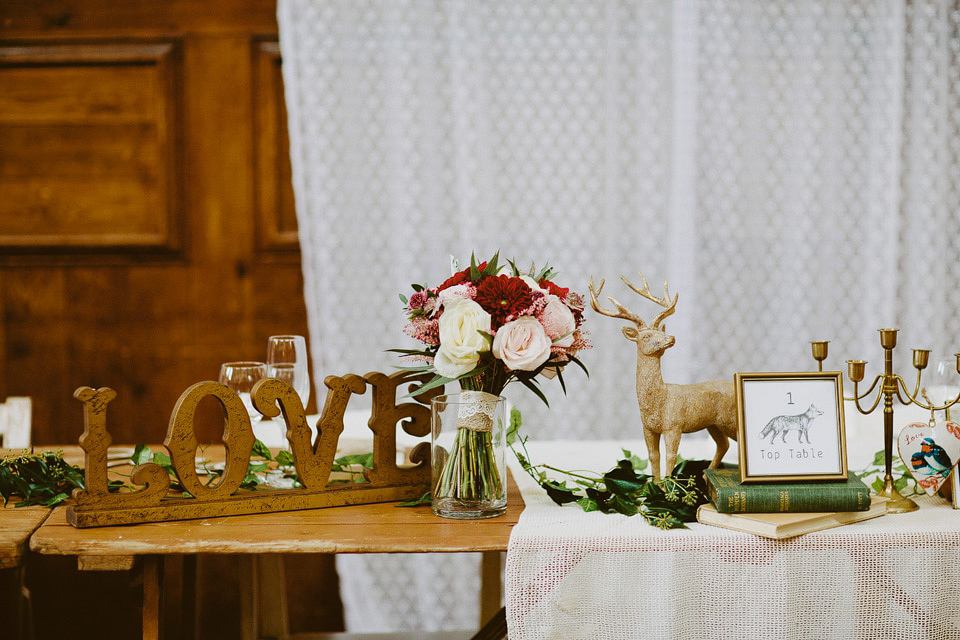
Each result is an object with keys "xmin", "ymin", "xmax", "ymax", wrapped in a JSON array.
[{"xmin": 735, "ymin": 371, "xmax": 848, "ymax": 483}]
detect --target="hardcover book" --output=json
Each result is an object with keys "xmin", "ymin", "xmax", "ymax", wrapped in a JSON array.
[
  {"xmin": 696, "ymin": 496, "xmax": 887, "ymax": 540},
  {"xmin": 703, "ymin": 467, "xmax": 872, "ymax": 513}
]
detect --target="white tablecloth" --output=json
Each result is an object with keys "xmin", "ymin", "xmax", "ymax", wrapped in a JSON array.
[{"xmin": 505, "ymin": 438, "xmax": 960, "ymax": 640}]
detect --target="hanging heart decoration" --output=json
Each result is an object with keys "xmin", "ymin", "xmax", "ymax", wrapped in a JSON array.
[{"xmin": 898, "ymin": 420, "xmax": 960, "ymax": 496}]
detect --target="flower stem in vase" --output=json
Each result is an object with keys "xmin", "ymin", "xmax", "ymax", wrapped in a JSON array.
[{"xmin": 431, "ymin": 392, "xmax": 506, "ymax": 518}]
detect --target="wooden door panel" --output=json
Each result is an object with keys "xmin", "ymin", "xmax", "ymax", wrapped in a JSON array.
[
  {"xmin": 0, "ymin": 42, "xmax": 182, "ymax": 252},
  {"xmin": 254, "ymin": 39, "xmax": 299, "ymax": 253}
]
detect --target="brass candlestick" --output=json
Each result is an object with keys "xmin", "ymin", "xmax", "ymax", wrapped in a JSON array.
[
  {"xmin": 810, "ymin": 341, "xmax": 829, "ymax": 371},
  {"xmin": 838, "ymin": 328, "xmax": 960, "ymax": 514}
]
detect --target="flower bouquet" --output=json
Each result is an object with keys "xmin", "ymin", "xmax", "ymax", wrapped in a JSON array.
[{"xmin": 394, "ymin": 252, "xmax": 589, "ymax": 517}]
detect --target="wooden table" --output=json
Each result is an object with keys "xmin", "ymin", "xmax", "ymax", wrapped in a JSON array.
[
  {"xmin": 27, "ymin": 462, "xmax": 523, "ymax": 640},
  {"xmin": 0, "ymin": 502, "xmax": 51, "ymax": 640},
  {"xmin": 0, "ymin": 504, "xmax": 50, "ymax": 571}
]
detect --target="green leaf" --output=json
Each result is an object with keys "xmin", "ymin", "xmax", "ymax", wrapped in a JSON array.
[
  {"xmin": 399, "ymin": 293, "xmax": 408, "ymax": 304},
  {"xmin": 541, "ymin": 479, "xmax": 579, "ymax": 505},
  {"xmin": 152, "ymin": 452, "xmax": 172, "ymax": 469},
  {"xmin": 408, "ymin": 373, "xmax": 454, "ymax": 396},
  {"xmin": 576, "ymin": 496, "xmax": 599, "ymax": 512},
  {"xmin": 622, "ymin": 449, "xmax": 649, "ymax": 471},
  {"xmin": 396, "ymin": 491, "xmax": 432, "ymax": 507},
  {"xmin": 566, "ymin": 354, "xmax": 589, "ymax": 378},
  {"xmin": 333, "ymin": 453, "xmax": 374, "ymax": 469},
  {"xmin": 517, "ymin": 375, "xmax": 550, "ymax": 407},
  {"xmin": 35, "ymin": 492, "xmax": 70, "ymax": 507},
  {"xmin": 131, "ymin": 444, "xmax": 153, "ymax": 466},
  {"xmin": 872, "ymin": 449, "xmax": 886, "ymax": 466},
  {"xmin": 483, "ymin": 251, "xmax": 501, "ymax": 278},
  {"xmin": 251, "ymin": 439, "xmax": 272, "ymax": 461},
  {"xmin": 469, "ymin": 253, "xmax": 481, "ymax": 281},
  {"xmin": 275, "ymin": 450, "xmax": 295, "ymax": 467},
  {"xmin": 506, "ymin": 408, "xmax": 523, "ymax": 446}
]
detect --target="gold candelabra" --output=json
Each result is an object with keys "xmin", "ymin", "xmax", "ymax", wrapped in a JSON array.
[{"xmin": 816, "ymin": 329, "xmax": 960, "ymax": 513}]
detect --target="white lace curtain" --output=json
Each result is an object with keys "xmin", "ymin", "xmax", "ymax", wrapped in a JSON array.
[{"xmin": 278, "ymin": 0, "xmax": 960, "ymax": 632}]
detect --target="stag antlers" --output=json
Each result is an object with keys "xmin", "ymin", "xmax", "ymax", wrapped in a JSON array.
[{"xmin": 588, "ymin": 273, "xmax": 677, "ymax": 330}]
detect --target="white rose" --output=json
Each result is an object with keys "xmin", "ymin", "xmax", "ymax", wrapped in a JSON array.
[
  {"xmin": 434, "ymin": 298, "xmax": 491, "ymax": 378},
  {"xmin": 492, "ymin": 316, "xmax": 552, "ymax": 371},
  {"xmin": 538, "ymin": 295, "xmax": 577, "ymax": 348}
]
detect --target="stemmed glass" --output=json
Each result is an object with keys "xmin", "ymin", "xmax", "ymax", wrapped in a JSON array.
[
  {"xmin": 928, "ymin": 357, "xmax": 960, "ymax": 420},
  {"xmin": 266, "ymin": 335, "xmax": 310, "ymax": 408},
  {"xmin": 219, "ymin": 361, "xmax": 268, "ymax": 421}
]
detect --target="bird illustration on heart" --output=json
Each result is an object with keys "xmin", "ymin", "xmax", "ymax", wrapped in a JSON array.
[{"xmin": 898, "ymin": 420, "xmax": 960, "ymax": 496}]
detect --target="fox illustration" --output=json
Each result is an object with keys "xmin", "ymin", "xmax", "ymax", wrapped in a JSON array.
[{"xmin": 758, "ymin": 404, "xmax": 823, "ymax": 444}]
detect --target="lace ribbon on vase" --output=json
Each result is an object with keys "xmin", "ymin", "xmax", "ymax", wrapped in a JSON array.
[{"xmin": 455, "ymin": 391, "xmax": 501, "ymax": 433}]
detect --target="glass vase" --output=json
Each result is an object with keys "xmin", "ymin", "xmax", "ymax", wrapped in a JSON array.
[{"xmin": 431, "ymin": 392, "xmax": 507, "ymax": 519}]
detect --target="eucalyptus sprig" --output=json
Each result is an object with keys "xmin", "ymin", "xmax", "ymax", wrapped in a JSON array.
[{"xmin": 507, "ymin": 409, "xmax": 709, "ymax": 529}]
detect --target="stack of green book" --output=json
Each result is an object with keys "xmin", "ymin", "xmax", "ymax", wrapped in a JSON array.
[{"xmin": 702, "ymin": 467, "xmax": 872, "ymax": 514}]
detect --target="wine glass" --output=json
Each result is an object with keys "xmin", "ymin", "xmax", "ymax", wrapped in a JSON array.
[
  {"xmin": 219, "ymin": 361, "xmax": 267, "ymax": 421},
  {"xmin": 928, "ymin": 357, "xmax": 960, "ymax": 420},
  {"xmin": 266, "ymin": 335, "xmax": 310, "ymax": 408}
]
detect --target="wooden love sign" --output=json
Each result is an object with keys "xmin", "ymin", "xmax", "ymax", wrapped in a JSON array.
[{"xmin": 67, "ymin": 371, "xmax": 439, "ymax": 528}]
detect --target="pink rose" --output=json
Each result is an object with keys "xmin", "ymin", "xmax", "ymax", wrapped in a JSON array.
[
  {"xmin": 492, "ymin": 316, "xmax": 552, "ymax": 371},
  {"xmin": 538, "ymin": 295, "xmax": 576, "ymax": 347}
]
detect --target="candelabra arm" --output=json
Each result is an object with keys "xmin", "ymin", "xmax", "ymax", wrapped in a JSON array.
[
  {"xmin": 911, "ymin": 389, "xmax": 960, "ymax": 413},
  {"xmin": 902, "ymin": 369, "xmax": 924, "ymax": 403},
  {"xmin": 891, "ymin": 375, "xmax": 915, "ymax": 406},
  {"xmin": 851, "ymin": 376, "xmax": 884, "ymax": 414}
]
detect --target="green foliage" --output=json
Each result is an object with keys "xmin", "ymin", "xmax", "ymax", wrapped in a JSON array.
[
  {"xmin": 396, "ymin": 491, "xmax": 432, "ymax": 507},
  {"xmin": 0, "ymin": 450, "xmax": 88, "ymax": 507},
  {"xmin": 0, "ymin": 442, "xmax": 379, "ymax": 507},
  {"xmin": 330, "ymin": 452, "xmax": 374, "ymax": 484},
  {"xmin": 856, "ymin": 449, "xmax": 922, "ymax": 497},
  {"xmin": 509, "ymin": 432, "xmax": 708, "ymax": 529}
]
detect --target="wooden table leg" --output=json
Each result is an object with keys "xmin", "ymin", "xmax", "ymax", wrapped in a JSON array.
[
  {"xmin": 142, "ymin": 556, "xmax": 162, "ymax": 640},
  {"xmin": 160, "ymin": 555, "xmax": 196, "ymax": 640},
  {"xmin": 0, "ymin": 567, "xmax": 26, "ymax": 640},
  {"xmin": 239, "ymin": 554, "xmax": 289, "ymax": 640},
  {"xmin": 479, "ymin": 551, "xmax": 502, "ymax": 625}
]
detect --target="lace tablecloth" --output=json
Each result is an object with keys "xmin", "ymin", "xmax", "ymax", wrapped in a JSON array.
[{"xmin": 505, "ymin": 439, "xmax": 960, "ymax": 640}]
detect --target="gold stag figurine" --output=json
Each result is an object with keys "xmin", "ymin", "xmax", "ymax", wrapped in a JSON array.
[{"xmin": 588, "ymin": 273, "xmax": 737, "ymax": 479}]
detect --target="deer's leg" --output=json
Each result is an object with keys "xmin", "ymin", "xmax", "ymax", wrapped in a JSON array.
[
  {"xmin": 643, "ymin": 428, "xmax": 662, "ymax": 480},
  {"xmin": 706, "ymin": 425, "xmax": 729, "ymax": 469},
  {"xmin": 663, "ymin": 429, "xmax": 682, "ymax": 477}
]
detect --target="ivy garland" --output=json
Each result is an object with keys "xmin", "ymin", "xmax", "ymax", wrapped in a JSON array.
[
  {"xmin": 0, "ymin": 422, "xmax": 917, "ymax": 519},
  {"xmin": 506, "ymin": 409, "xmax": 708, "ymax": 529}
]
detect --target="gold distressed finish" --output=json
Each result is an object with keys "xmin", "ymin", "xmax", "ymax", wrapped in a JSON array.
[
  {"xmin": 66, "ymin": 371, "xmax": 440, "ymax": 527},
  {"xmin": 589, "ymin": 273, "xmax": 738, "ymax": 479}
]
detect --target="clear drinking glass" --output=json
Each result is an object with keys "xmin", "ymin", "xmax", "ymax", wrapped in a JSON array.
[
  {"xmin": 266, "ymin": 335, "xmax": 310, "ymax": 408},
  {"xmin": 929, "ymin": 357, "xmax": 960, "ymax": 419},
  {"xmin": 219, "ymin": 361, "xmax": 268, "ymax": 421}
]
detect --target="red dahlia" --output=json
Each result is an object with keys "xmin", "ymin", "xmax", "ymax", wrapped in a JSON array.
[{"xmin": 475, "ymin": 275, "xmax": 533, "ymax": 327}]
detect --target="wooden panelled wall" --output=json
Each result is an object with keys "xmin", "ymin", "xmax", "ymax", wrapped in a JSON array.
[
  {"xmin": 1, "ymin": 3, "xmax": 344, "ymax": 638},
  {"xmin": 0, "ymin": 0, "xmax": 313, "ymax": 445}
]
